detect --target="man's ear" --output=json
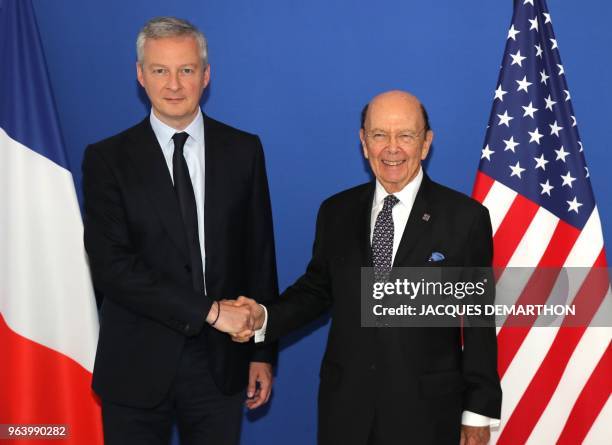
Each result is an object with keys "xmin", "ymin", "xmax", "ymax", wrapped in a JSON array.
[
  {"xmin": 360, "ymin": 128, "xmax": 368, "ymax": 159},
  {"xmin": 136, "ymin": 62, "xmax": 145, "ymax": 88},
  {"xmin": 421, "ymin": 129, "xmax": 434, "ymax": 160}
]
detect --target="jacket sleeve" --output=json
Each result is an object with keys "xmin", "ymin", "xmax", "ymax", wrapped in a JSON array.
[
  {"xmin": 264, "ymin": 199, "xmax": 334, "ymax": 343},
  {"xmin": 245, "ymin": 137, "xmax": 280, "ymax": 363},
  {"xmin": 461, "ymin": 205, "xmax": 503, "ymax": 419}
]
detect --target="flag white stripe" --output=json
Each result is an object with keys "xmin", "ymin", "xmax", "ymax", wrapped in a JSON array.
[
  {"xmin": 0, "ymin": 128, "xmax": 98, "ymax": 371},
  {"xmin": 481, "ymin": 180, "xmax": 517, "ymax": 235},
  {"xmin": 491, "ymin": 326, "xmax": 559, "ymax": 444},
  {"xmin": 526, "ymin": 327, "xmax": 612, "ymax": 444},
  {"xmin": 507, "ymin": 207, "xmax": 559, "ymax": 267},
  {"xmin": 564, "ymin": 208, "xmax": 604, "ymax": 268},
  {"xmin": 583, "ymin": 396, "xmax": 612, "ymax": 445}
]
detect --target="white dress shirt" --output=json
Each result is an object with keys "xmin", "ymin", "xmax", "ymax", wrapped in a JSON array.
[{"xmin": 149, "ymin": 109, "xmax": 206, "ymax": 289}]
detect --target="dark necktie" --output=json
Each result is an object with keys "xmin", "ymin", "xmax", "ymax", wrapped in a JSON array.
[
  {"xmin": 172, "ymin": 132, "xmax": 204, "ymax": 292},
  {"xmin": 372, "ymin": 194, "xmax": 399, "ymax": 282}
]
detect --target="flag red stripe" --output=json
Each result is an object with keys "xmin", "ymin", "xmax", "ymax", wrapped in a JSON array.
[
  {"xmin": 556, "ymin": 340, "xmax": 612, "ymax": 445},
  {"xmin": 496, "ymin": 250, "xmax": 609, "ymax": 445},
  {"xmin": 496, "ymin": 220, "xmax": 581, "ymax": 377},
  {"xmin": 0, "ymin": 314, "xmax": 103, "ymax": 445},
  {"xmin": 492, "ymin": 194, "xmax": 539, "ymax": 267},
  {"xmin": 472, "ymin": 171, "xmax": 495, "ymax": 204}
]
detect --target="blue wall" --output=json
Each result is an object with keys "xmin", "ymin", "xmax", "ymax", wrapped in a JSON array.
[{"xmin": 31, "ymin": 1, "xmax": 611, "ymax": 443}]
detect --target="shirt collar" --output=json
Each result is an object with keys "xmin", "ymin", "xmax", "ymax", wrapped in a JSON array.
[
  {"xmin": 149, "ymin": 108, "xmax": 205, "ymax": 147},
  {"xmin": 373, "ymin": 166, "xmax": 424, "ymax": 209}
]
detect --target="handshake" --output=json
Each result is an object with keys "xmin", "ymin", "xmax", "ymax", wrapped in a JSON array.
[{"xmin": 206, "ymin": 296, "xmax": 266, "ymax": 343}]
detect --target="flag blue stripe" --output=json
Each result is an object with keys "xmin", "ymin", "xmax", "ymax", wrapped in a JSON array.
[{"xmin": 0, "ymin": 0, "xmax": 70, "ymax": 171}]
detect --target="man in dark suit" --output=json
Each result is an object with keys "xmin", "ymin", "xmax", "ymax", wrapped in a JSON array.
[
  {"xmin": 82, "ymin": 17, "xmax": 278, "ymax": 445},
  {"xmin": 234, "ymin": 91, "xmax": 501, "ymax": 445}
]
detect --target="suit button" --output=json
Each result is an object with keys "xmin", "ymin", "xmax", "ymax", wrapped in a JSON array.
[
  {"xmin": 184, "ymin": 323, "xmax": 191, "ymax": 332},
  {"xmin": 370, "ymin": 364, "xmax": 377, "ymax": 371}
]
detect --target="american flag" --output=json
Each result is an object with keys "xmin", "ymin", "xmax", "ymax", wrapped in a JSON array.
[{"xmin": 472, "ymin": 0, "xmax": 611, "ymax": 443}]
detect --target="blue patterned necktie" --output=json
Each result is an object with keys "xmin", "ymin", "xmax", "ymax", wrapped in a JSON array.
[{"xmin": 372, "ymin": 194, "xmax": 399, "ymax": 282}]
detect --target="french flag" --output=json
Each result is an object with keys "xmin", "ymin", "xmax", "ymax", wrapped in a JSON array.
[{"xmin": 0, "ymin": 0, "xmax": 103, "ymax": 443}]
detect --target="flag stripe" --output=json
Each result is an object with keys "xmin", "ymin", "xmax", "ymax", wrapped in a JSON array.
[
  {"xmin": 0, "ymin": 314, "xmax": 103, "ymax": 444},
  {"xmin": 496, "ymin": 250, "xmax": 609, "ymax": 444},
  {"xmin": 481, "ymin": 180, "xmax": 517, "ymax": 234},
  {"xmin": 531, "ymin": 328, "xmax": 611, "ymax": 444},
  {"xmin": 472, "ymin": 171, "xmax": 495, "ymax": 204},
  {"xmin": 492, "ymin": 194, "xmax": 539, "ymax": 267},
  {"xmin": 506, "ymin": 207, "xmax": 559, "ymax": 267}
]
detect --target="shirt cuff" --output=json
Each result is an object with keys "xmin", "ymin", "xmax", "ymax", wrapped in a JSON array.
[
  {"xmin": 254, "ymin": 304, "xmax": 268, "ymax": 343},
  {"xmin": 461, "ymin": 411, "xmax": 500, "ymax": 427}
]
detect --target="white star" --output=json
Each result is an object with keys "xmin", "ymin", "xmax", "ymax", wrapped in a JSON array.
[
  {"xmin": 578, "ymin": 141, "xmax": 583, "ymax": 152},
  {"xmin": 555, "ymin": 146, "xmax": 570, "ymax": 162},
  {"xmin": 503, "ymin": 136, "xmax": 520, "ymax": 152},
  {"xmin": 510, "ymin": 161, "xmax": 526, "ymax": 179},
  {"xmin": 528, "ymin": 127, "xmax": 544, "ymax": 144},
  {"xmin": 549, "ymin": 120, "xmax": 564, "ymax": 137},
  {"xmin": 494, "ymin": 84, "xmax": 507, "ymax": 101},
  {"xmin": 510, "ymin": 49, "xmax": 527, "ymax": 67},
  {"xmin": 516, "ymin": 75, "xmax": 532, "ymax": 93},
  {"xmin": 571, "ymin": 116, "xmax": 577, "ymax": 127},
  {"xmin": 540, "ymin": 69, "xmax": 550, "ymax": 84},
  {"xmin": 567, "ymin": 197, "xmax": 583, "ymax": 213},
  {"xmin": 543, "ymin": 12, "xmax": 552, "ymax": 24},
  {"xmin": 564, "ymin": 90, "xmax": 571, "ymax": 101},
  {"xmin": 508, "ymin": 24, "xmax": 520, "ymax": 40},
  {"xmin": 522, "ymin": 101, "xmax": 538, "ymax": 118},
  {"xmin": 535, "ymin": 44, "xmax": 543, "ymax": 58},
  {"xmin": 550, "ymin": 38, "xmax": 558, "ymax": 49},
  {"xmin": 481, "ymin": 145, "xmax": 495, "ymax": 161},
  {"xmin": 497, "ymin": 110, "xmax": 514, "ymax": 127},
  {"xmin": 557, "ymin": 64, "xmax": 564, "ymax": 75},
  {"xmin": 540, "ymin": 180, "xmax": 554, "ymax": 196},
  {"xmin": 585, "ymin": 166, "xmax": 590, "ymax": 178},
  {"xmin": 529, "ymin": 17, "xmax": 539, "ymax": 32},
  {"xmin": 561, "ymin": 171, "xmax": 577, "ymax": 188},
  {"xmin": 524, "ymin": 0, "xmax": 534, "ymax": 5},
  {"xmin": 545, "ymin": 94, "xmax": 557, "ymax": 110},
  {"xmin": 534, "ymin": 153, "xmax": 549, "ymax": 170}
]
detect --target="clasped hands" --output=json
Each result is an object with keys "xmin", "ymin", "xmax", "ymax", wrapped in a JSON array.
[{"xmin": 206, "ymin": 296, "xmax": 264, "ymax": 342}]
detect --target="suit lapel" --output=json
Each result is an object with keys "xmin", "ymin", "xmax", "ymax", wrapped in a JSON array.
[
  {"xmin": 202, "ymin": 115, "xmax": 224, "ymax": 290},
  {"xmin": 393, "ymin": 173, "xmax": 433, "ymax": 266},
  {"xmin": 126, "ymin": 118, "xmax": 189, "ymax": 259}
]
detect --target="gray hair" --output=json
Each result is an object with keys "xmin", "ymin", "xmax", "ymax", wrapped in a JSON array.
[{"xmin": 136, "ymin": 17, "xmax": 208, "ymax": 67}]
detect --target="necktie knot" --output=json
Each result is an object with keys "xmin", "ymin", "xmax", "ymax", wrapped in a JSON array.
[
  {"xmin": 172, "ymin": 132, "xmax": 189, "ymax": 154},
  {"xmin": 382, "ymin": 194, "xmax": 399, "ymax": 211}
]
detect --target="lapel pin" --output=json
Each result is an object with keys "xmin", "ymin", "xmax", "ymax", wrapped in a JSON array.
[{"xmin": 422, "ymin": 213, "xmax": 430, "ymax": 221}]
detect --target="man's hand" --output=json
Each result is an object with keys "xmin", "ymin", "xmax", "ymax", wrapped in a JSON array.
[
  {"xmin": 246, "ymin": 362, "xmax": 273, "ymax": 410},
  {"xmin": 206, "ymin": 299, "xmax": 255, "ymax": 334},
  {"xmin": 225, "ymin": 296, "xmax": 266, "ymax": 343},
  {"xmin": 460, "ymin": 425, "xmax": 490, "ymax": 445}
]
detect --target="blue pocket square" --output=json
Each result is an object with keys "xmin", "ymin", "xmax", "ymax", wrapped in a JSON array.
[{"xmin": 428, "ymin": 252, "xmax": 445, "ymax": 262}]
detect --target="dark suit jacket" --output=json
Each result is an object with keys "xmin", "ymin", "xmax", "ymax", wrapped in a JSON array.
[
  {"xmin": 265, "ymin": 174, "xmax": 501, "ymax": 445},
  {"xmin": 82, "ymin": 115, "xmax": 278, "ymax": 408}
]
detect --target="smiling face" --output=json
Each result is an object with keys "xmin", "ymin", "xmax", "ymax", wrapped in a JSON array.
[
  {"xmin": 360, "ymin": 91, "xmax": 433, "ymax": 193},
  {"xmin": 136, "ymin": 35, "xmax": 210, "ymax": 130}
]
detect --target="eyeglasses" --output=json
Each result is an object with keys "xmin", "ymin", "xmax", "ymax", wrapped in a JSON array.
[{"xmin": 365, "ymin": 128, "xmax": 426, "ymax": 148}]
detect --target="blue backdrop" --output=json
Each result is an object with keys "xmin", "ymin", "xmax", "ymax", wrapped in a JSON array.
[{"xmin": 31, "ymin": 1, "xmax": 611, "ymax": 443}]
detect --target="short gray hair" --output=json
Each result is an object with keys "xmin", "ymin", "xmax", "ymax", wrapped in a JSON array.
[{"xmin": 136, "ymin": 17, "xmax": 208, "ymax": 67}]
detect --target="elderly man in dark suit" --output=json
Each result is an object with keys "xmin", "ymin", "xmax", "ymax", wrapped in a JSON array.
[
  {"xmin": 82, "ymin": 16, "xmax": 278, "ymax": 445},
  {"xmin": 234, "ymin": 91, "xmax": 502, "ymax": 445}
]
